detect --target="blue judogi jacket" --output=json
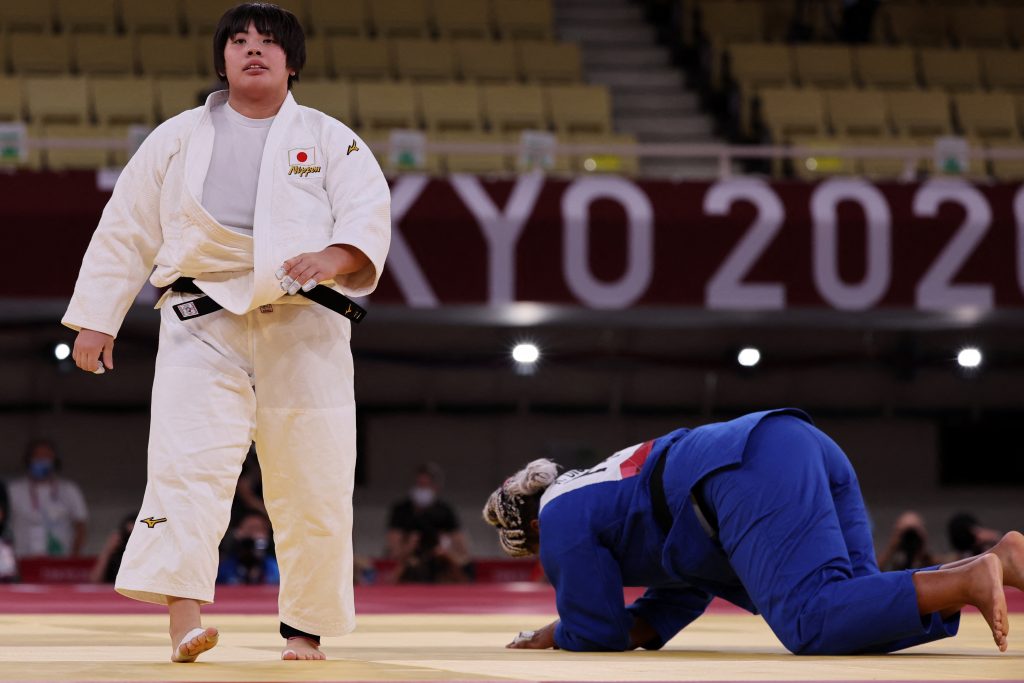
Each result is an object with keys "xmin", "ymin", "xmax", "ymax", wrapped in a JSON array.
[{"xmin": 538, "ymin": 408, "xmax": 810, "ymax": 652}]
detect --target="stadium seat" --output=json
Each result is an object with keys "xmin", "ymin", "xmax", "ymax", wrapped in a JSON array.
[
  {"xmin": 1010, "ymin": 7, "xmax": 1024, "ymax": 49},
  {"xmin": 75, "ymin": 35, "xmax": 135, "ymax": 75},
  {"xmin": 518, "ymin": 41, "xmax": 582, "ymax": 84},
  {"xmin": 156, "ymin": 76, "xmax": 214, "ymax": 119},
  {"xmin": 826, "ymin": 89, "xmax": 890, "ymax": 138},
  {"xmin": 392, "ymin": 39, "xmax": 457, "ymax": 82},
  {"xmin": 726, "ymin": 43, "xmax": 793, "ymax": 90},
  {"xmin": 354, "ymin": 81, "xmax": 419, "ymax": 132},
  {"xmin": 857, "ymin": 136, "xmax": 924, "ymax": 180},
  {"xmin": 886, "ymin": 89, "xmax": 953, "ymax": 141},
  {"xmin": 955, "ymin": 92, "xmax": 1020, "ymax": 144},
  {"xmin": 293, "ymin": 80, "xmax": 353, "ymax": 123},
  {"xmin": 989, "ymin": 142, "xmax": 1024, "ymax": 182},
  {"xmin": 418, "ymin": 83, "xmax": 483, "ymax": 133},
  {"xmin": 793, "ymin": 44, "xmax": 855, "ymax": 89},
  {"xmin": 0, "ymin": 76, "xmax": 25, "ymax": 122},
  {"xmin": 546, "ymin": 84, "xmax": 612, "ymax": 136},
  {"xmin": 11, "ymin": 33, "xmax": 72, "ymax": 74},
  {"xmin": 433, "ymin": 0, "xmax": 492, "ymax": 40},
  {"xmin": 122, "ymin": 0, "xmax": 181, "ymax": 35},
  {"xmin": 760, "ymin": 0, "xmax": 794, "ymax": 42},
  {"xmin": 437, "ymin": 131, "xmax": 507, "ymax": 174},
  {"xmin": 43, "ymin": 123, "xmax": 112, "ymax": 170},
  {"xmin": 569, "ymin": 132, "xmax": 639, "ymax": 176},
  {"xmin": 455, "ymin": 39, "xmax": 518, "ymax": 83},
  {"xmin": 370, "ymin": 0, "xmax": 430, "ymax": 39},
  {"xmin": 758, "ymin": 87, "xmax": 826, "ymax": 142},
  {"xmin": 919, "ymin": 48, "xmax": 981, "ymax": 92},
  {"xmin": 949, "ymin": 6, "xmax": 1010, "ymax": 48},
  {"xmin": 26, "ymin": 76, "xmax": 90, "ymax": 123},
  {"xmin": 0, "ymin": 3, "xmax": 53, "ymax": 33},
  {"xmin": 91, "ymin": 76, "xmax": 156, "ymax": 125},
  {"xmin": 299, "ymin": 36, "xmax": 329, "ymax": 79},
  {"xmin": 980, "ymin": 49, "xmax": 1024, "ymax": 92},
  {"xmin": 329, "ymin": 37, "xmax": 392, "ymax": 81},
  {"xmin": 879, "ymin": 4, "xmax": 949, "ymax": 47},
  {"xmin": 138, "ymin": 35, "xmax": 200, "ymax": 76},
  {"xmin": 493, "ymin": 0, "xmax": 554, "ymax": 41},
  {"xmin": 697, "ymin": 0, "xmax": 764, "ymax": 88},
  {"xmin": 55, "ymin": 0, "xmax": 117, "ymax": 34},
  {"xmin": 183, "ymin": 0, "xmax": 235, "ymax": 35},
  {"xmin": 481, "ymin": 84, "xmax": 547, "ymax": 133},
  {"xmin": 855, "ymin": 46, "xmax": 917, "ymax": 90},
  {"xmin": 307, "ymin": 0, "xmax": 369, "ymax": 37}
]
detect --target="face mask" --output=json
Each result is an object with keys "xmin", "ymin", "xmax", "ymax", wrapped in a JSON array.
[
  {"xmin": 410, "ymin": 486, "xmax": 435, "ymax": 507},
  {"xmin": 29, "ymin": 460, "xmax": 54, "ymax": 480}
]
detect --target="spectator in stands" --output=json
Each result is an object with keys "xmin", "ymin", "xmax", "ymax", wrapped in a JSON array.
[
  {"xmin": 7, "ymin": 439, "xmax": 88, "ymax": 558},
  {"xmin": 386, "ymin": 463, "xmax": 471, "ymax": 583},
  {"xmin": 878, "ymin": 510, "xmax": 936, "ymax": 571},
  {"xmin": 217, "ymin": 512, "xmax": 279, "ymax": 585},
  {"xmin": 90, "ymin": 514, "xmax": 136, "ymax": 583},
  {"xmin": 948, "ymin": 512, "xmax": 1002, "ymax": 560}
]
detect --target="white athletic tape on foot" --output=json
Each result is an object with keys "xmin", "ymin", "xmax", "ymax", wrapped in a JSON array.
[{"xmin": 172, "ymin": 627, "xmax": 216, "ymax": 663}]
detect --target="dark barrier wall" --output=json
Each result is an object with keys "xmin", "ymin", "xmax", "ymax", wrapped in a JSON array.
[{"xmin": 5, "ymin": 172, "xmax": 1024, "ymax": 311}]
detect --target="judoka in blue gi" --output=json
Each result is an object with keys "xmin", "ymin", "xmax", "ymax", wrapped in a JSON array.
[{"xmin": 483, "ymin": 409, "xmax": 1022, "ymax": 654}]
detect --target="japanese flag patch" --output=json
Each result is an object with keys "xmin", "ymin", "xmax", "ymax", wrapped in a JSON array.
[{"xmin": 287, "ymin": 147, "xmax": 322, "ymax": 178}]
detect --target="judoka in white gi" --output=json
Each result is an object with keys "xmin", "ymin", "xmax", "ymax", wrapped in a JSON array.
[{"xmin": 63, "ymin": 3, "xmax": 390, "ymax": 662}]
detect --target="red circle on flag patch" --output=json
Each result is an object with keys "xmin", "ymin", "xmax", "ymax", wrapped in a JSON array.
[{"xmin": 296, "ymin": 151, "xmax": 308, "ymax": 162}]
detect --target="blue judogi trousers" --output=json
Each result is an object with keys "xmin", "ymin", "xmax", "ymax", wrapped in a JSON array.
[{"xmin": 700, "ymin": 415, "xmax": 958, "ymax": 654}]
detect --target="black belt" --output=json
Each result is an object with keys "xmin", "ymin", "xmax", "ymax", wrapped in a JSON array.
[
  {"xmin": 649, "ymin": 452, "xmax": 719, "ymax": 541},
  {"xmin": 169, "ymin": 277, "xmax": 367, "ymax": 324}
]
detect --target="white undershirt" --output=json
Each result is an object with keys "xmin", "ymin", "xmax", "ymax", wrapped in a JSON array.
[{"xmin": 201, "ymin": 101, "xmax": 275, "ymax": 235}]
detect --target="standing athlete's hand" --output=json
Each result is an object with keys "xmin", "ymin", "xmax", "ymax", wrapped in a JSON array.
[
  {"xmin": 507, "ymin": 620, "xmax": 559, "ymax": 649},
  {"xmin": 73, "ymin": 329, "xmax": 114, "ymax": 374},
  {"xmin": 277, "ymin": 245, "xmax": 369, "ymax": 295}
]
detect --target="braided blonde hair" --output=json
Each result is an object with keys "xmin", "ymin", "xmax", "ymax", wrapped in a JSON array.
[{"xmin": 482, "ymin": 459, "xmax": 560, "ymax": 557}]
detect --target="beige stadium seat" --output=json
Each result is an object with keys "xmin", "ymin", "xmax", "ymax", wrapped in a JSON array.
[
  {"xmin": 518, "ymin": 41, "xmax": 582, "ymax": 84},
  {"xmin": 855, "ymin": 46, "xmax": 917, "ymax": 90},
  {"xmin": 827, "ymin": 89, "xmax": 890, "ymax": 138},
  {"xmin": 91, "ymin": 76, "xmax": 156, "ymax": 125},
  {"xmin": 989, "ymin": 141, "xmax": 1024, "ymax": 182},
  {"xmin": 919, "ymin": 48, "xmax": 981, "ymax": 92},
  {"xmin": 887, "ymin": 89, "xmax": 953, "ymax": 141},
  {"xmin": 292, "ymin": 80, "xmax": 353, "ymax": 123},
  {"xmin": 699, "ymin": 0, "xmax": 764, "ymax": 88},
  {"xmin": 0, "ymin": 76, "xmax": 25, "ymax": 121},
  {"xmin": 433, "ymin": 0, "xmax": 492, "ymax": 40},
  {"xmin": 455, "ymin": 39, "xmax": 518, "ymax": 82},
  {"xmin": 370, "ymin": 0, "xmax": 430, "ymax": 38},
  {"xmin": 981, "ymin": 49, "xmax": 1024, "ymax": 92},
  {"xmin": 11, "ymin": 33, "xmax": 72, "ymax": 74},
  {"xmin": 392, "ymin": 39, "xmax": 457, "ymax": 82},
  {"xmin": 300, "ymin": 36, "xmax": 329, "ymax": 79},
  {"xmin": 329, "ymin": 37, "xmax": 391, "ymax": 80},
  {"xmin": 857, "ymin": 135, "xmax": 924, "ymax": 180},
  {"xmin": 482, "ymin": 84, "xmax": 546, "ymax": 133},
  {"xmin": 793, "ymin": 44, "xmax": 855, "ymax": 89},
  {"xmin": 156, "ymin": 77, "xmax": 215, "ymax": 119},
  {"xmin": 759, "ymin": 87, "xmax": 826, "ymax": 142},
  {"xmin": 760, "ymin": 0, "xmax": 793, "ymax": 42},
  {"xmin": 56, "ymin": 0, "xmax": 117, "ymax": 34},
  {"xmin": 955, "ymin": 92, "xmax": 1020, "ymax": 144},
  {"xmin": 546, "ymin": 84, "xmax": 612, "ymax": 136},
  {"xmin": 493, "ymin": 0, "xmax": 553, "ymax": 41},
  {"xmin": 26, "ymin": 76, "xmax": 90, "ymax": 123},
  {"xmin": 1010, "ymin": 7, "xmax": 1024, "ymax": 48},
  {"xmin": 726, "ymin": 43, "xmax": 793, "ymax": 89},
  {"xmin": 139, "ymin": 35, "xmax": 200, "ymax": 76},
  {"xmin": 122, "ymin": 0, "xmax": 181, "ymax": 35},
  {"xmin": 307, "ymin": 0, "xmax": 369, "ymax": 37},
  {"xmin": 569, "ymin": 132, "xmax": 638, "ymax": 176},
  {"xmin": 949, "ymin": 6, "xmax": 1009, "ymax": 48},
  {"xmin": 0, "ymin": 3, "xmax": 53, "ymax": 33},
  {"xmin": 438, "ymin": 131, "xmax": 508, "ymax": 174},
  {"xmin": 183, "ymin": 0, "xmax": 235, "ymax": 35},
  {"xmin": 43, "ymin": 123, "xmax": 113, "ymax": 170},
  {"xmin": 880, "ymin": 4, "xmax": 949, "ymax": 46},
  {"xmin": 354, "ymin": 81, "xmax": 418, "ymax": 132},
  {"xmin": 75, "ymin": 35, "xmax": 135, "ymax": 75},
  {"xmin": 418, "ymin": 82, "xmax": 482, "ymax": 133}
]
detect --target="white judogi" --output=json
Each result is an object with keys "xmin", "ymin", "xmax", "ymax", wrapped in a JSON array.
[{"xmin": 62, "ymin": 90, "xmax": 390, "ymax": 637}]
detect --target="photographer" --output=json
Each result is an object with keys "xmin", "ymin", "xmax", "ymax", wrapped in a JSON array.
[{"xmin": 217, "ymin": 512, "xmax": 279, "ymax": 585}]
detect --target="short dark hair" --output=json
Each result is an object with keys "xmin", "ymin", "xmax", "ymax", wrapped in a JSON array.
[{"xmin": 212, "ymin": 3, "xmax": 306, "ymax": 90}]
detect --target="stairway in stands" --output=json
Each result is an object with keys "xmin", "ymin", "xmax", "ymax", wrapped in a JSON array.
[{"xmin": 555, "ymin": 0, "xmax": 723, "ymax": 178}]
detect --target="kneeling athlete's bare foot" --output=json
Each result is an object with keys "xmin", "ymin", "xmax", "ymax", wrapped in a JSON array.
[
  {"xmin": 965, "ymin": 554, "xmax": 1009, "ymax": 652},
  {"xmin": 990, "ymin": 531, "xmax": 1024, "ymax": 593},
  {"xmin": 282, "ymin": 636, "xmax": 326, "ymax": 661}
]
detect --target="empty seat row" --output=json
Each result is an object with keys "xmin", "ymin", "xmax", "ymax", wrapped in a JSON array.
[
  {"xmin": 0, "ymin": 0, "xmax": 553, "ymax": 40},
  {"xmin": 0, "ymin": 34, "xmax": 581, "ymax": 84},
  {"xmin": 0, "ymin": 75, "xmax": 614, "ymax": 138}
]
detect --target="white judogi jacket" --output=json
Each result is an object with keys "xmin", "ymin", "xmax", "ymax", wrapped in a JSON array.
[{"xmin": 63, "ymin": 90, "xmax": 391, "ymax": 336}]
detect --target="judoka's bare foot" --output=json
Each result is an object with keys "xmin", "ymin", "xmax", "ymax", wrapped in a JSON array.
[
  {"xmin": 282, "ymin": 637, "xmax": 326, "ymax": 661},
  {"xmin": 171, "ymin": 626, "xmax": 219, "ymax": 663},
  {"xmin": 966, "ymin": 554, "xmax": 1008, "ymax": 652},
  {"xmin": 990, "ymin": 531, "xmax": 1024, "ymax": 592}
]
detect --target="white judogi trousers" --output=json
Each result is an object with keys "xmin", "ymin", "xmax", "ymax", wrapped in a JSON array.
[{"xmin": 115, "ymin": 292, "xmax": 357, "ymax": 637}]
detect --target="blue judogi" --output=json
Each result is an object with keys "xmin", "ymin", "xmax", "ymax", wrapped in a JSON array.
[{"xmin": 538, "ymin": 409, "xmax": 958, "ymax": 654}]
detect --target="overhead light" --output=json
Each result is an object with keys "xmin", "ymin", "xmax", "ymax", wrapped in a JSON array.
[
  {"xmin": 54, "ymin": 343, "xmax": 71, "ymax": 361},
  {"xmin": 957, "ymin": 347, "xmax": 982, "ymax": 369},
  {"xmin": 512, "ymin": 343, "xmax": 540, "ymax": 364},
  {"xmin": 737, "ymin": 347, "xmax": 761, "ymax": 368}
]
